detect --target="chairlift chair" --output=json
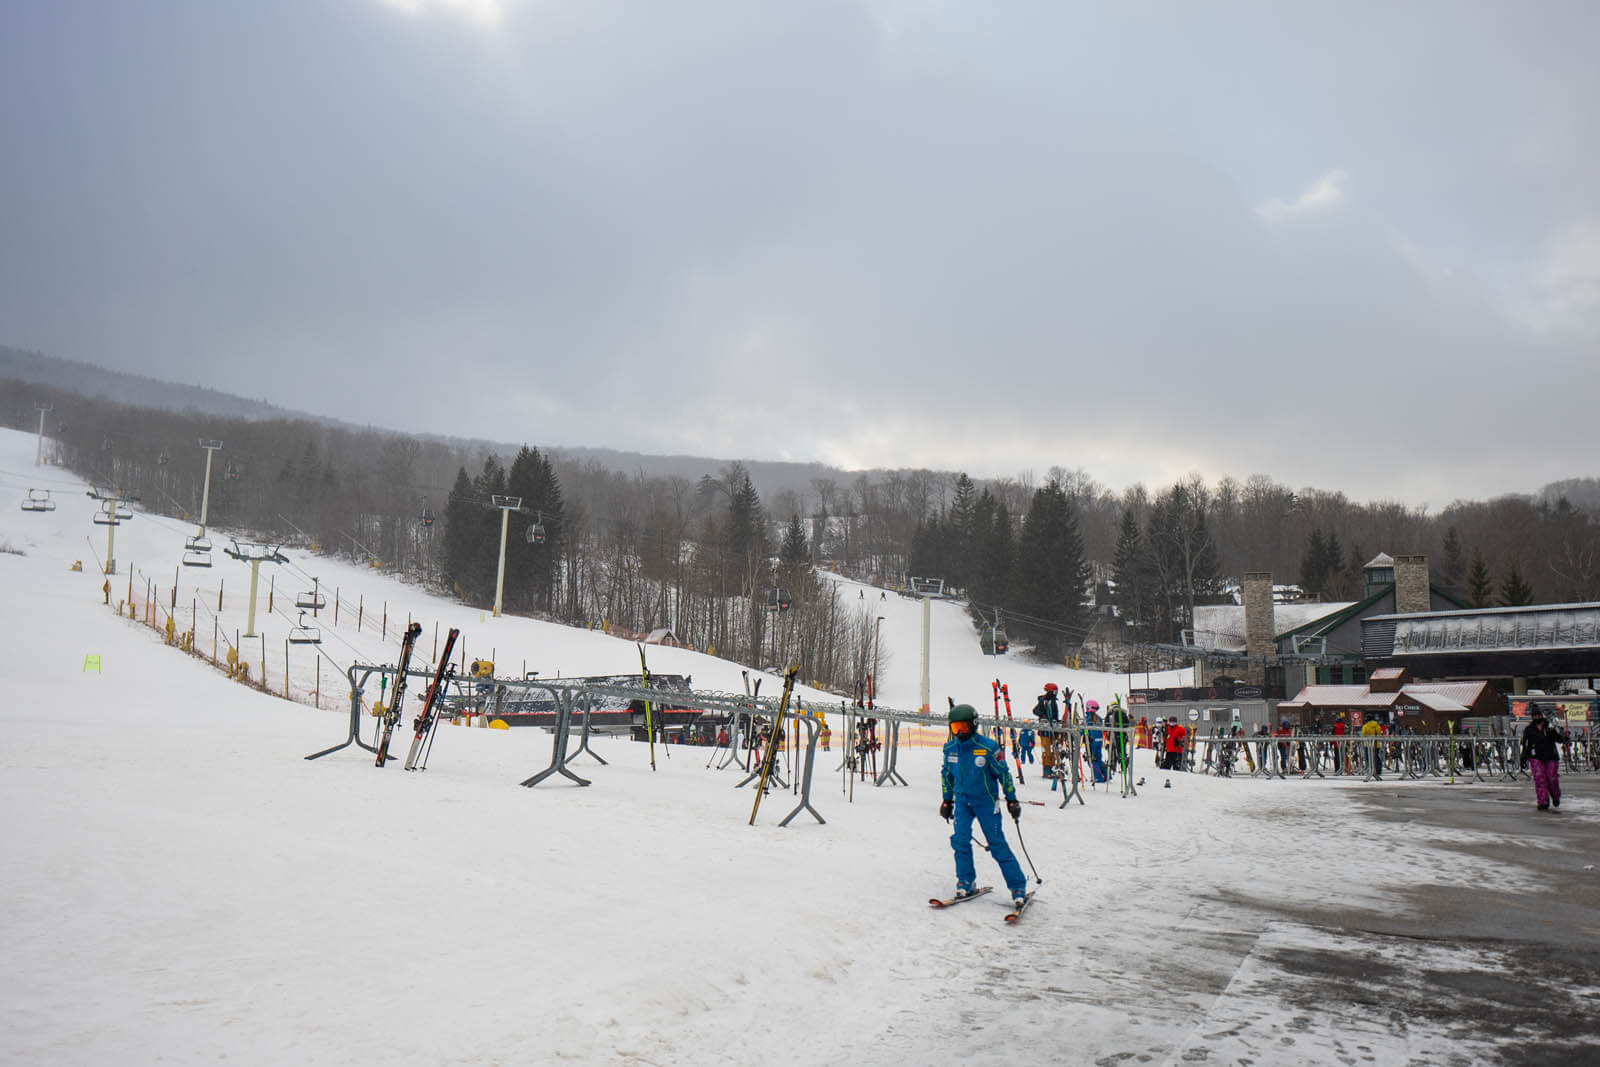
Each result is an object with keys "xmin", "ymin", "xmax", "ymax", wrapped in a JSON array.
[
  {"xmin": 525, "ymin": 521, "xmax": 545, "ymax": 544},
  {"xmin": 420, "ymin": 506, "xmax": 435, "ymax": 528},
  {"xmin": 182, "ymin": 546, "xmax": 213, "ymax": 568},
  {"xmin": 114, "ymin": 503, "xmax": 134, "ymax": 520},
  {"xmin": 92, "ymin": 507, "xmax": 117, "ymax": 526},
  {"xmin": 20, "ymin": 489, "xmax": 55, "ymax": 512},
  {"xmin": 288, "ymin": 611, "xmax": 322, "ymax": 645},
  {"xmin": 295, "ymin": 578, "xmax": 326, "ymax": 611}
]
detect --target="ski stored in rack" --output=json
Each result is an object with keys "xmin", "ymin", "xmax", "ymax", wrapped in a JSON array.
[
  {"xmin": 403, "ymin": 627, "xmax": 460, "ymax": 771},
  {"xmin": 374, "ymin": 623, "xmax": 424, "ymax": 768}
]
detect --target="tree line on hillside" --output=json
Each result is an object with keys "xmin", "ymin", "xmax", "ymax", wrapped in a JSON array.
[{"xmin": 6, "ymin": 379, "xmax": 1597, "ymax": 679}]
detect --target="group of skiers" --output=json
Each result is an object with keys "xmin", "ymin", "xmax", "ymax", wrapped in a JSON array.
[{"xmin": 938, "ymin": 689, "xmax": 1576, "ymax": 905}]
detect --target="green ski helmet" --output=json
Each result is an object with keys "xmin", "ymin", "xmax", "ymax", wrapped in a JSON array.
[{"xmin": 949, "ymin": 704, "xmax": 977, "ymax": 724}]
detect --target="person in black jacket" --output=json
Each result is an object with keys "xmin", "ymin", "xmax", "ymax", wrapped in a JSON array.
[{"xmin": 1520, "ymin": 708, "xmax": 1569, "ymax": 811}]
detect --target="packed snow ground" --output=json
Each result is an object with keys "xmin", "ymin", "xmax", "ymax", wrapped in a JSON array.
[{"xmin": 2, "ymin": 427, "xmax": 1593, "ymax": 1066}]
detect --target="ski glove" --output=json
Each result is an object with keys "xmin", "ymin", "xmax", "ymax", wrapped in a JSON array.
[
  {"xmin": 939, "ymin": 799, "xmax": 953, "ymax": 822},
  {"xmin": 1005, "ymin": 798, "xmax": 1022, "ymax": 819}
]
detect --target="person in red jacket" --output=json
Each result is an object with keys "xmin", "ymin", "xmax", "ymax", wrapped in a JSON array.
[
  {"xmin": 1331, "ymin": 713, "xmax": 1348, "ymax": 773},
  {"xmin": 1165, "ymin": 718, "xmax": 1187, "ymax": 771}
]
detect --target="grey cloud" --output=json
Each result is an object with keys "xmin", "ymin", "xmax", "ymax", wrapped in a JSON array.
[{"xmin": 0, "ymin": 1, "xmax": 1593, "ymax": 503}]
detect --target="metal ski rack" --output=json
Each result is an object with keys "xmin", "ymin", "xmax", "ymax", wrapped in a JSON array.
[
  {"xmin": 874, "ymin": 718, "xmax": 908, "ymax": 786},
  {"xmin": 305, "ymin": 661, "xmax": 430, "ymax": 761}
]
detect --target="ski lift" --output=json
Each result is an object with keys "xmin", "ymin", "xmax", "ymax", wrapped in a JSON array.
[
  {"xmin": 183, "ymin": 531, "xmax": 213, "ymax": 568},
  {"xmin": 113, "ymin": 502, "xmax": 134, "ymax": 521},
  {"xmin": 420, "ymin": 504, "xmax": 435, "ymax": 528},
  {"xmin": 157, "ymin": 450, "xmax": 169, "ymax": 466},
  {"xmin": 92, "ymin": 508, "xmax": 117, "ymax": 526},
  {"xmin": 20, "ymin": 489, "xmax": 55, "ymax": 512},
  {"xmin": 295, "ymin": 577, "xmax": 326, "ymax": 611},
  {"xmin": 981, "ymin": 626, "xmax": 1009, "ymax": 655},
  {"xmin": 768, "ymin": 587, "xmax": 792, "ymax": 612},
  {"xmin": 525, "ymin": 521, "xmax": 545, "ymax": 545},
  {"xmin": 288, "ymin": 611, "xmax": 322, "ymax": 645},
  {"xmin": 225, "ymin": 461, "xmax": 241, "ymax": 480}
]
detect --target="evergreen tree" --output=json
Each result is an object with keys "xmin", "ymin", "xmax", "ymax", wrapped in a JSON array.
[
  {"xmin": 779, "ymin": 512, "xmax": 809, "ymax": 572},
  {"xmin": 1440, "ymin": 526, "xmax": 1467, "ymax": 592},
  {"xmin": 1010, "ymin": 480, "xmax": 1090, "ymax": 660},
  {"xmin": 1346, "ymin": 544, "xmax": 1367, "ymax": 599},
  {"xmin": 442, "ymin": 467, "xmax": 483, "ymax": 601},
  {"xmin": 1497, "ymin": 563, "xmax": 1535, "ymax": 606},
  {"xmin": 1466, "ymin": 549, "xmax": 1494, "ymax": 608},
  {"xmin": 1111, "ymin": 507, "xmax": 1154, "ymax": 639},
  {"xmin": 1299, "ymin": 528, "xmax": 1330, "ymax": 597},
  {"xmin": 948, "ymin": 473, "xmax": 978, "ymax": 590},
  {"xmin": 505, "ymin": 445, "xmax": 565, "ymax": 612},
  {"xmin": 1323, "ymin": 531, "xmax": 1345, "ymax": 598},
  {"xmin": 973, "ymin": 499, "xmax": 1014, "ymax": 611}
]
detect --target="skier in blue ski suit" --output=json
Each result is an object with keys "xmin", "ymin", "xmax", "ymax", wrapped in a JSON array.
[
  {"xmin": 939, "ymin": 704, "xmax": 1028, "ymax": 905},
  {"xmin": 1086, "ymin": 702, "xmax": 1108, "ymax": 783}
]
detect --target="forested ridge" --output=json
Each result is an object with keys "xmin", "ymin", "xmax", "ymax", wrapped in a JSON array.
[{"xmin": 7, "ymin": 376, "xmax": 1597, "ymax": 682}]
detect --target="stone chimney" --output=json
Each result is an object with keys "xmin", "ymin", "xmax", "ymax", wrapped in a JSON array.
[
  {"xmin": 1242, "ymin": 572, "xmax": 1275, "ymax": 663},
  {"xmin": 1393, "ymin": 554, "xmax": 1431, "ymax": 614}
]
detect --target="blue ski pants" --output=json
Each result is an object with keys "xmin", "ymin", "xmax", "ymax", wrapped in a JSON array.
[{"xmin": 951, "ymin": 795, "xmax": 1027, "ymax": 896}]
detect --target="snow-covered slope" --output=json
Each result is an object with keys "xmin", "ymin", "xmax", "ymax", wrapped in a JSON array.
[{"xmin": 0, "ymin": 427, "xmax": 1551, "ymax": 1065}]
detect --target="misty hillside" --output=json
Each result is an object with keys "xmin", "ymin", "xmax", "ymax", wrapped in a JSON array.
[{"xmin": 2, "ymin": 347, "xmax": 944, "ymax": 503}]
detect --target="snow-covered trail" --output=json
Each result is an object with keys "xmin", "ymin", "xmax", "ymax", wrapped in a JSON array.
[{"xmin": 2, "ymin": 427, "xmax": 1587, "ymax": 1065}]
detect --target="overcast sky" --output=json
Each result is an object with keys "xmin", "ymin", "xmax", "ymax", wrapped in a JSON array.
[{"xmin": 2, "ymin": 1, "xmax": 1595, "ymax": 505}]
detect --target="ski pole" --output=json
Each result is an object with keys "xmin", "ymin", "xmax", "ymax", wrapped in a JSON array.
[{"xmin": 1011, "ymin": 811, "xmax": 1042, "ymax": 884}]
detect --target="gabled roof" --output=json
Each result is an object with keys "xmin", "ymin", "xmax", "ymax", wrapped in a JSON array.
[
  {"xmin": 1280, "ymin": 680, "xmax": 1488, "ymax": 712},
  {"xmin": 1275, "ymin": 583, "xmax": 1468, "ymax": 643},
  {"xmin": 1275, "ymin": 586, "xmax": 1393, "ymax": 642}
]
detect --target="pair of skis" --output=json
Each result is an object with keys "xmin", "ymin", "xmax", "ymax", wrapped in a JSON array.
[
  {"xmin": 928, "ymin": 886, "xmax": 1035, "ymax": 923},
  {"xmin": 374, "ymin": 623, "xmax": 423, "ymax": 767},
  {"xmin": 402, "ymin": 628, "xmax": 460, "ymax": 771},
  {"xmin": 374, "ymin": 624, "xmax": 459, "ymax": 769}
]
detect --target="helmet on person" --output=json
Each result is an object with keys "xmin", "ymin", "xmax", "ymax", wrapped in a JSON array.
[
  {"xmin": 1043, "ymin": 683, "xmax": 1058, "ymax": 693},
  {"xmin": 1281, "ymin": 719, "xmax": 1291, "ymax": 727},
  {"xmin": 949, "ymin": 704, "xmax": 977, "ymax": 723},
  {"xmin": 1086, "ymin": 700, "xmax": 1100, "ymax": 712}
]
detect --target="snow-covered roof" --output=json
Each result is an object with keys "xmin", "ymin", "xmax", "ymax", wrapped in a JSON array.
[
  {"xmin": 1189, "ymin": 601, "xmax": 1356, "ymax": 652},
  {"xmin": 1280, "ymin": 680, "xmax": 1488, "ymax": 712},
  {"xmin": 1365, "ymin": 552, "xmax": 1395, "ymax": 569}
]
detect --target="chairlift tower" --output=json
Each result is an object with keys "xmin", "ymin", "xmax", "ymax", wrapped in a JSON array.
[
  {"xmin": 197, "ymin": 439, "xmax": 224, "ymax": 530},
  {"xmin": 34, "ymin": 404, "xmax": 51, "ymax": 467},
  {"xmin": 489, "ymin": 495, "xmax": 522, "ymax": 618},
  {"xmin": 224, "ymin": 540, "xmax": 287, "ymax": 638},
  {"xmin": 89, "ymin": 489, "xmax": 137, "ymax": 575},
  {"xmin": 908, "ymin": 576, "xmax": 945, "ymax": 713}
]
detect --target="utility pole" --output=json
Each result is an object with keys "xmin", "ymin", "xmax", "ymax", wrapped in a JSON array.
[
  {"xmin": 34, "ymin": 404, "xmax": 51, "ymax": 467},
  {"xmin": 198, "ymin": 439, "xmax": 224, "ymax": 529},
  {"xmin": 490, "ymin": 495, "xmax": 522, "ymax": 618}
]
